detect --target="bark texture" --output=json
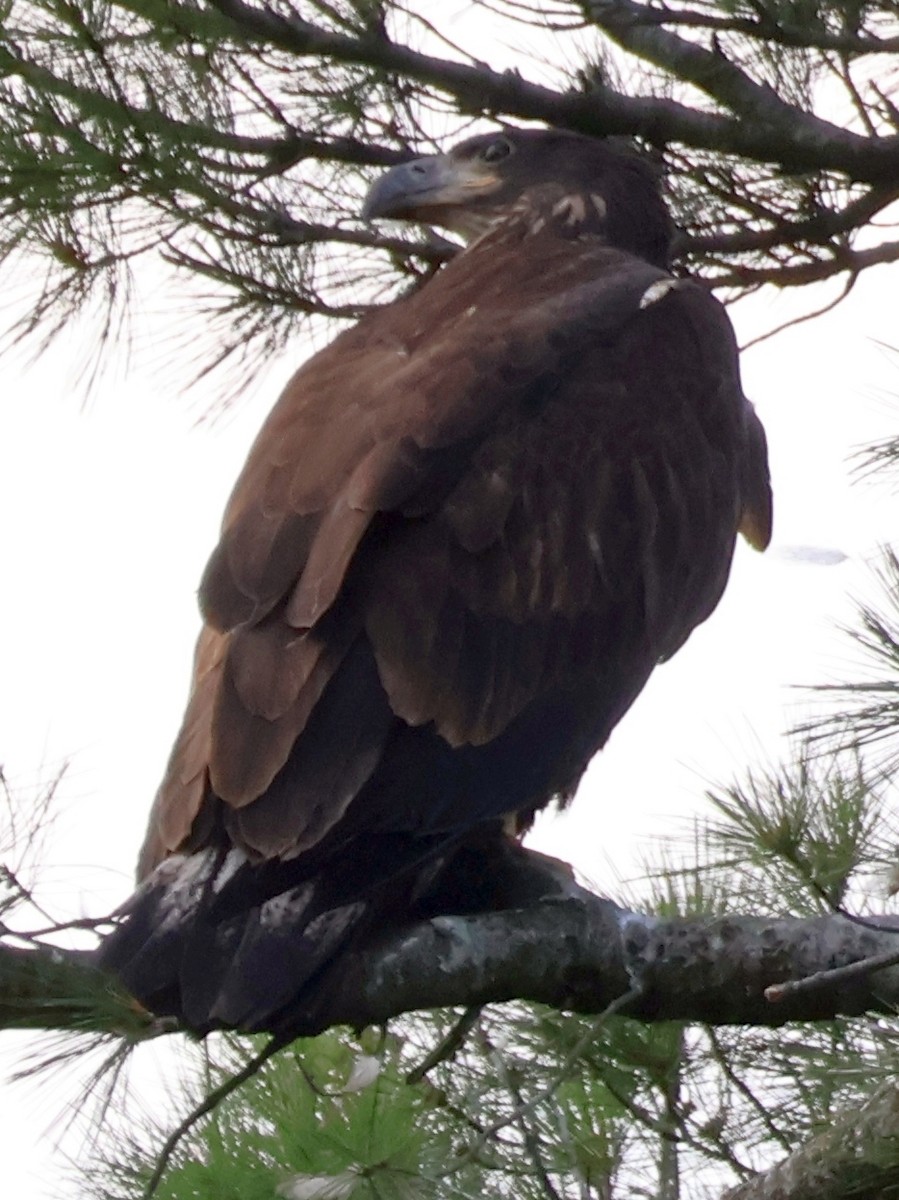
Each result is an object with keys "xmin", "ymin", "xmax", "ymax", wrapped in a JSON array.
[{"xmin": 723, "ymin": 1081, "xmax": 899, "ymax": 1200}]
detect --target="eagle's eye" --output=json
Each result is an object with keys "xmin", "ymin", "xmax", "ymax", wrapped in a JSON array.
[{"xmin": 482, "ymin": 138, "xmax": 513, "ymax": 164}]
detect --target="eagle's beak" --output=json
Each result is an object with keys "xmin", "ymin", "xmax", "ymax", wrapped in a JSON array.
[
  {"xmin": 362, "ymin": 154, "xmax": 457, "ymax": 221},
  {"xmin": 362, "ymin": 154, "xmax": 499, "ymax": 222}
]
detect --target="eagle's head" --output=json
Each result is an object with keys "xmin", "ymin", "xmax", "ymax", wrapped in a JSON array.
[{"xmin": 362, "ymin": 126, "xmax": 671, "ymax": 268}]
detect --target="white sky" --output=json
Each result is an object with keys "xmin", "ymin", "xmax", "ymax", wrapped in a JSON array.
[{"xmin": 1, "ymin": 7, "xmax": 899, "ymax": 1189}]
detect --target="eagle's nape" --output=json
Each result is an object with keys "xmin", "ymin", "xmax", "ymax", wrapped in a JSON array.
[{"xmin": 97, "ymin": 127, "xmax": 772, "ymax": 1036}]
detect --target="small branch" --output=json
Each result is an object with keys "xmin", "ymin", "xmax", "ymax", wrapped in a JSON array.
[
  {"xmin": 406, "ymin": 1004, "xmax": 481, "ymax": 1083},
  {"xmin": 706, "ymin": 1028, "xmax": 795, "ymax": 1155},
  {"xmin": 679, "ymin": 184, "xmax": 899, "ymax": 259},
  {"xmin": 765, "ymin": 944, "xmax": 899, "ymax": 1003},
  {"xmin": 594, "ymin": 1051, "xmax": 756, "ymax": 1178},
  {"xmin": 618, "ymin": 3, "xmax": 899, "ymax": 56},
  {"xmin": 739, "ymin": 272, "xmax": 859, "ymax": 351},
  {"xmin": 478, "ymin": 1021, "xmax": 565, "ymax": 1200},
  {"xmin": 437, "ymin": 988, "xmax": 642, "ymax": 1179},
  {"xmin": 709, "ymin": 237, "xmax": 899, "ymax": 291},
  {"xmin": 0, "ymin": 941, "xmax": 155, "ymax": 1036}
]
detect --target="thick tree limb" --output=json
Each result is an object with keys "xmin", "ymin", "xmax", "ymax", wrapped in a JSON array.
[
  {"xmin": 311, "ymin": 883, "xmax": 899, "ymax": 1037},
  {"xmin": 6, "ymin": 873, "xmax": 899, "ymax": 1040},
  {"xmin": 583, "ymin": 0, "xmax": 882, "ymax": 171},
  {"xmin": 722, "ymin": 1080, "xmax": 899, "ymax": 1200}
]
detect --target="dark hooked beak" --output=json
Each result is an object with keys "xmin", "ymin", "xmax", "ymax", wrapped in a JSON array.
[{"xmin": 361, "ymin": 154, "xmax": 459, "ymax": 221}]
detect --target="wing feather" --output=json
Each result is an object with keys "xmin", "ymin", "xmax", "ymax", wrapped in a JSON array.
[
  {"xmin": 208, "ymin": 622, "xmax": 352, "ymax": 808},
  {"xmin": 138, "ymin": 627, "xmax": 226, "ymax": 877},
  {"xmin": 739, "ymin": 403, "xmax": 774, "ymax": 551}
]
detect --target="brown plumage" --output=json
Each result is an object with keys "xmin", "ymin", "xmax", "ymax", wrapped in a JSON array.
[{"xmin": 99, "ymin": 127, "xmax": 772, "ymax": 1034}]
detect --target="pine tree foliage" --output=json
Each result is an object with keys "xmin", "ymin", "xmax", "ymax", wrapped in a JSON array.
[
  {"xmin": 0, "ymin": 768, "xmax": 167, "ymax": 1077},
  {"xmin": 799, "ymin": 548, "xmax": 899, "ymax": 781},
  {"xmin": 1, "ymin": 0, "xmax": 899, "ymax": 386}
]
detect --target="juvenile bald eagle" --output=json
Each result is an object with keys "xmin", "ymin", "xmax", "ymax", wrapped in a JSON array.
[{"xmin": 99, "ymin": 128, "xmax": 772, "ymax": 1035}]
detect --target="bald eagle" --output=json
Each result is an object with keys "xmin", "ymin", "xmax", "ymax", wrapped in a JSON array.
[{"xmin": 99, "ymin": 128, "xmax": 772, "ymax": 1035}]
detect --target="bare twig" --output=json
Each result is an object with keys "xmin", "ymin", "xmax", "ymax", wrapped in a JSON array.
[
  {"xmin": 705, "ymin": 1028, "xmax": 795, "ymax": 1154},
  {"xmin": 478, "ymin": 1020, "xmax": 565, "ymax": 1200},
  {"xmin": 739, "ymin": 271, "xmax": 859, "ymax": 351},
  {"xmin": 765, "ymin": 945, "xmax": 899, "ymax": 1004},
  {"xmin": 406, "ymin": 1004, "xmax": 482, "ymax": 1084}
]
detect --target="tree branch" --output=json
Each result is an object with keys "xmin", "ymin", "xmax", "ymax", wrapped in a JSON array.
[
  {"xmin": 0, "ymin": 39, "xmax": 407, "ymax": 171},
  {"xmin": 611, "ymin": 4, "xmax": 899, "ymax": 57},
  {"xmin": 708, "ymin": 236, "xmax": 899, "ymax": 289},
  {"xmin": 6, "ymin": 0, "xmax": 899, "ymax": 322},
  {"xmin": 721, "ymin": 1079, "xmax": 899, "ymax": 1200},
  {"xmin": 583, "ymin": 0, "xmax": 895, "ymax": 176},
  {"xmin": 679, "ymin": 183, "xmax": 899, "ymax": 259},
  {"xmin": 140, "ymin": 0, "xmax": 899, "ymax": 182},
  {"xmin": 312, "ymin": 882, "xmax": 899, "ymax": 1038},
  {"xmin": 0, "ymin": 941, "xmax": 157, "ymax": 1036},
  {"xmin": 6, "ymin": 868, "xmax": 899, "ymax": 1040}
]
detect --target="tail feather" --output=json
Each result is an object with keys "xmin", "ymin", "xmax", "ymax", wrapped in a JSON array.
[
  {"xmin": 98, "ymin": 857, "xmax": 367, "ymax": 1034},
  {"xmin": 97, "ymin": 830, "xmax": 464, "ymax": 1034},
  {"xmin": 99, "ymin": 851, "xmax": 220, "ymax": 1018},
  {"xmin": 207, "ymin": 897, "xmax": 366, "ymax": 1031}
]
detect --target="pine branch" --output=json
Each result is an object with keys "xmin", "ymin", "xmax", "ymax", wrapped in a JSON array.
[
  {"xmin": 313, "ymin": 878, "xmax": 899, "ymax": 1037},
  {"xmin": 702, "ymin": 236, "xmax": 899, "ymax": 289},
  {"xmin": 583, "ymin": 0, "xmax": 869, "ymax": 167},
  {"xmin": 721, "ymin": 1080, "xmax": 899, "ymax": 1200},
  {"xmin": 598, "ymin": 4, "xmax": 899, "ymax": 57},
  {"xmin": 159, "ymin": 0, "xmax": 899, "ymax": 181},
  {"xmin": 679, "ymin": 183, "xmax": 899, "ymax": 259},
  {"xmin": 4, "ymin": 0, "xmax": 899, "ymax": 350},
  {"xmin": 8, "ymin": 869, "xmax": 899, "ymax": 1040},
  {"xmin": 0, "ymin": 941, "xmax": 155, "ymax": 1037}
]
